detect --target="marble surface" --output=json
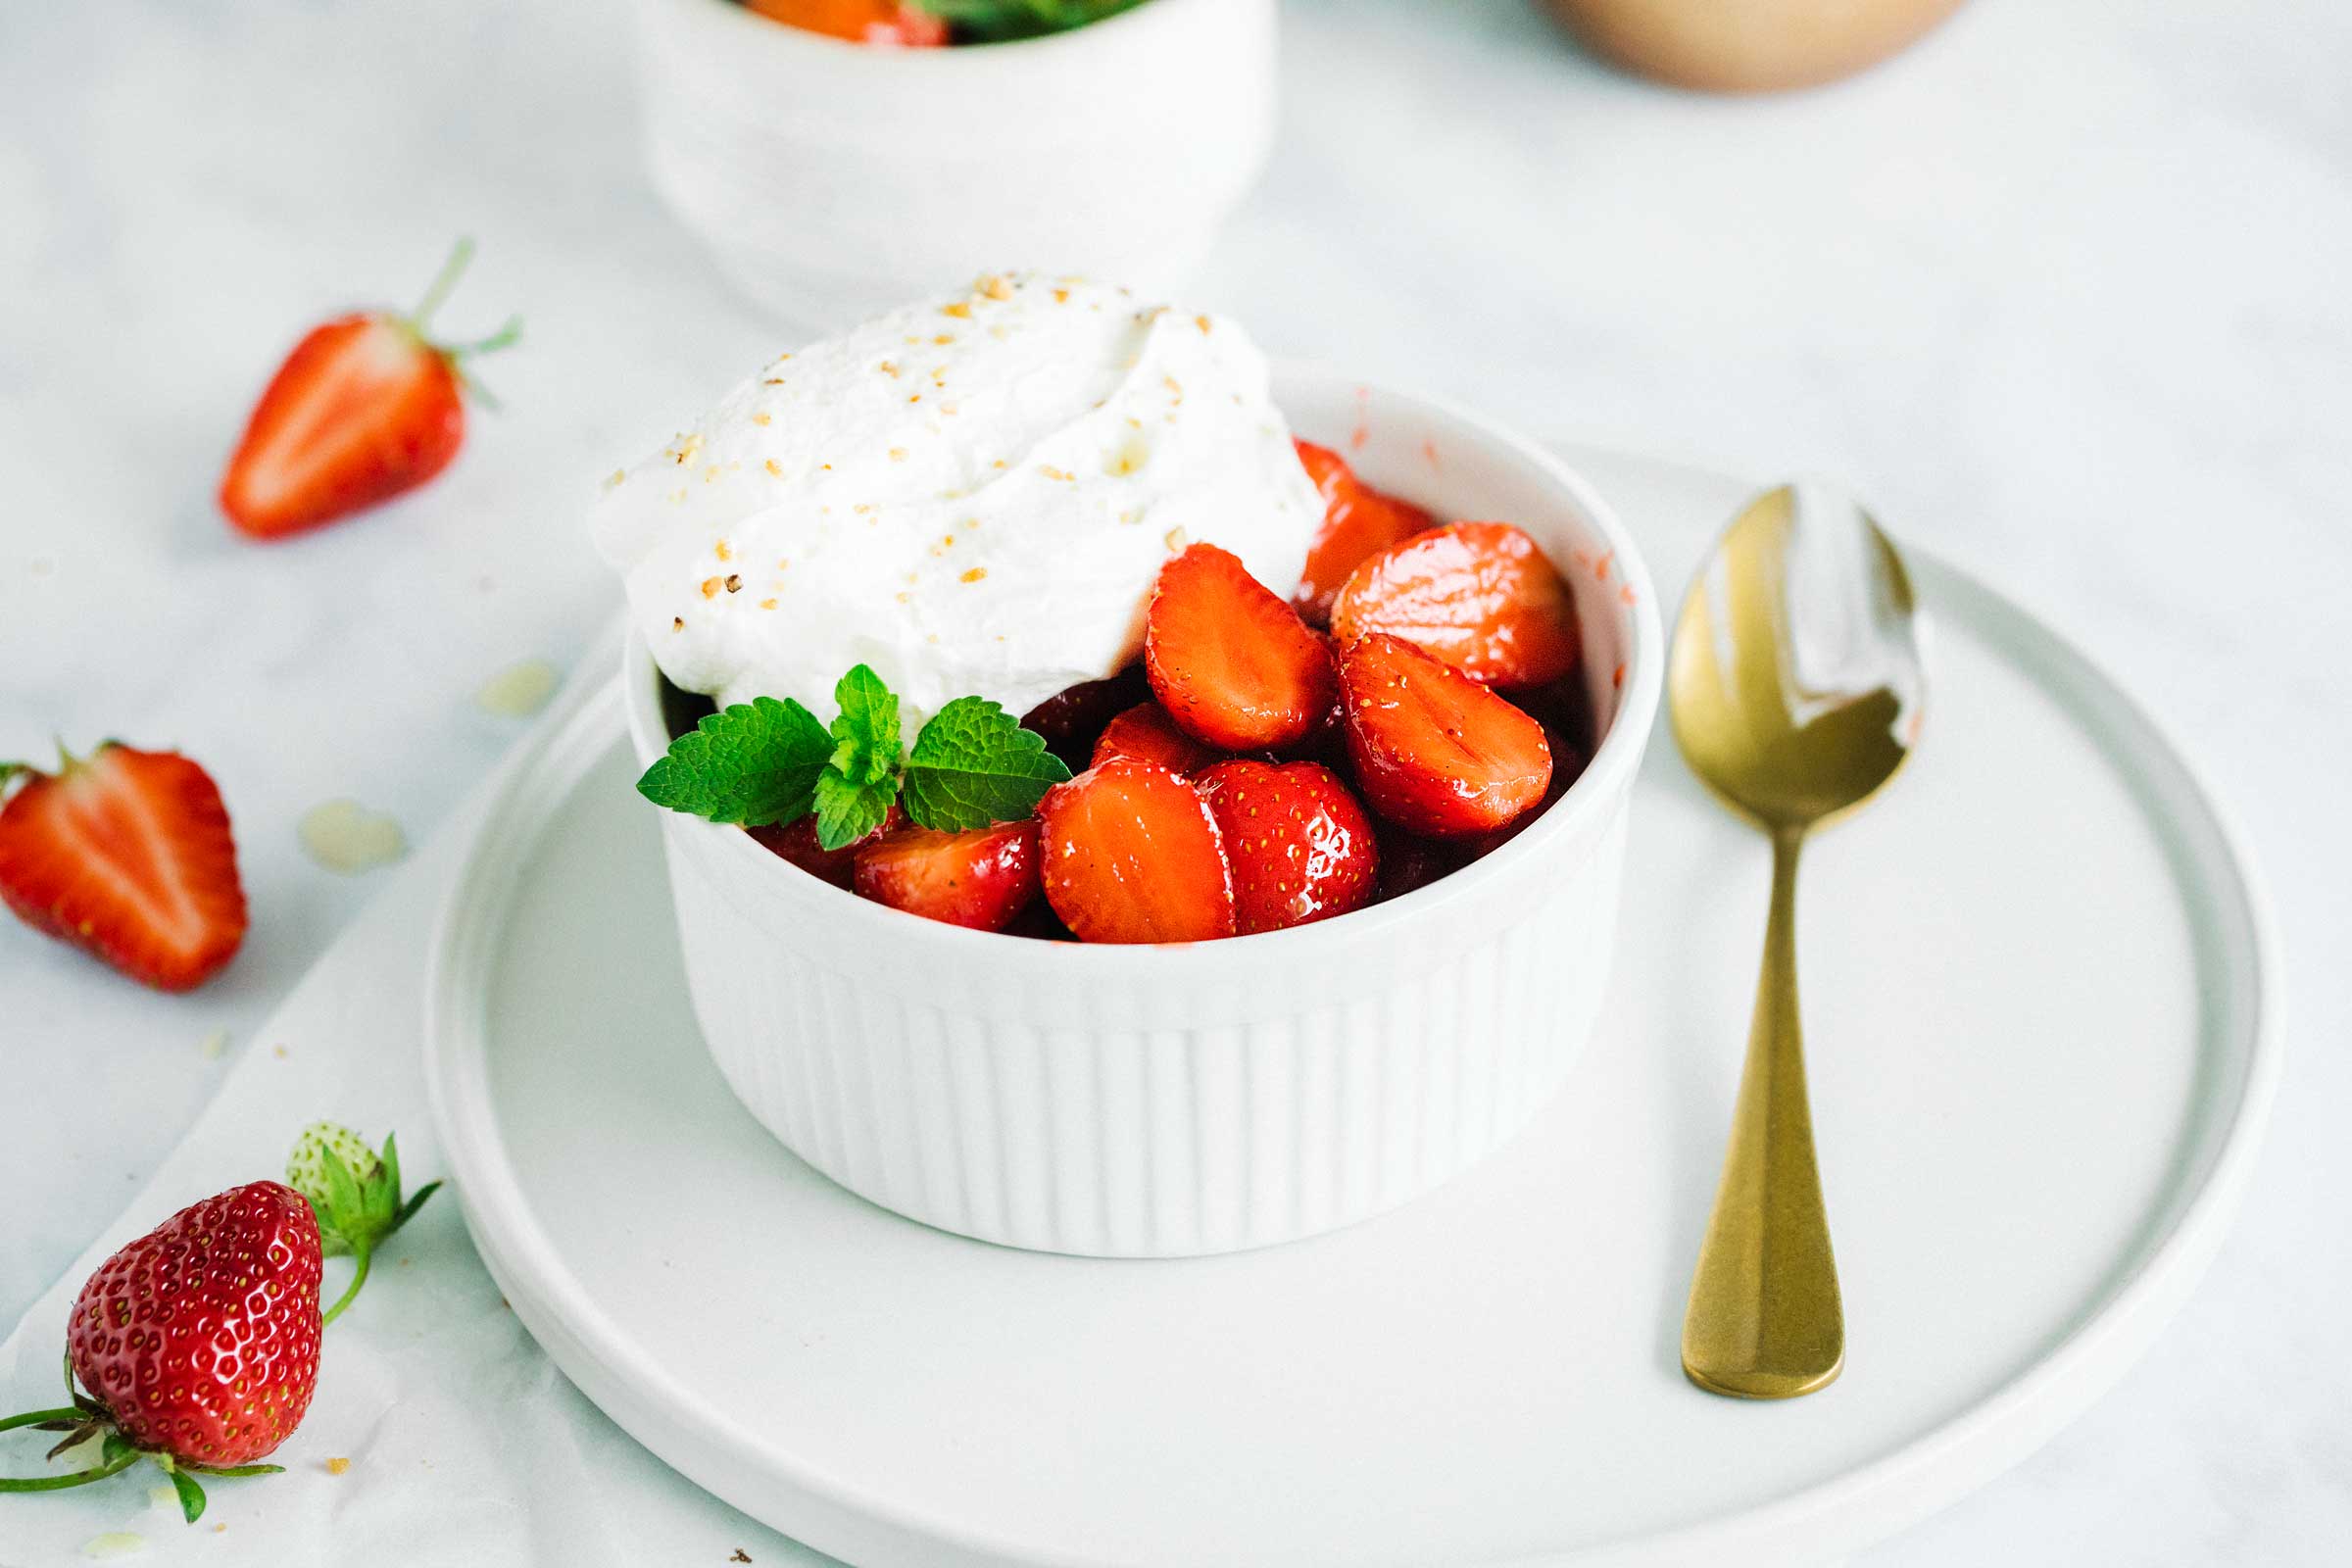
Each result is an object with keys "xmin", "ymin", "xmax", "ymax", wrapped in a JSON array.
[{"xmin": 1, "ymin": 0, "xmax": 2346, "ymax": 1560}]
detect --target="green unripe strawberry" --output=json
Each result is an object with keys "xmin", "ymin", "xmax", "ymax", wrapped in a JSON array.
[
  {"xmin": 286, "ymin": 1122, "xmax": 377, "ymax": 1252},
  {"xmin": 283, "ymin": 1122, "xmax": 440, "ymax": 1326}
]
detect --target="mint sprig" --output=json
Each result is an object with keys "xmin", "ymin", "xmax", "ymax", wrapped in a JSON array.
[
  {"xmin": 912, "ymin": 0, "xmax": 1146, "ymax": 44},
  {"xmin": 814, "ymin": 664, "xmax": 906, "ymax": 849},
  {"xmin": 640, "ymin": 664, "xmax": 1071, "ymax": 852},
  {"xmin": 903, "ymin": 697, "xmax": 1072, "ymax": 831},
  {"xmin": 636, "ymin": 696, "xmax": 832, "ymax": 825}
]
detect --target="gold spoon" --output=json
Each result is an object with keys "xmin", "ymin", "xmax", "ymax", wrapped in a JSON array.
[{"xmin": 1670, "ymin": 481, "xmax": 1923, "ymax": 1399}]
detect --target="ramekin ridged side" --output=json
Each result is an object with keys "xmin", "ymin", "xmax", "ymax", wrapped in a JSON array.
[{"xmin": 656, "ymin": 788, "xmax": 1628, "ymax": 1255}]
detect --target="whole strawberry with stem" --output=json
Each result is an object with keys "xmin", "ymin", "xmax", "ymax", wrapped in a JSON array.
[
  {"xmin": 0, "ymin": 1182, "xmax": 321, "ymax": 1522},
  {"xmin": 285, "ymin": 1122, "xmax": 441, "ymax": 1326},
  {"xmin": 219, "ymin": 237, "xmax": 519, "ymax": 539}
]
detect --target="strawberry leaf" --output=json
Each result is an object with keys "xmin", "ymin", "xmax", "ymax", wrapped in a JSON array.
[
  {"xmin": 637, "ymin": 697, "xmax": 832, "ymax": 826},
  {"xmin": 318, "ymin": 1144, "xmax": 366, "ymax": 1241},
  {"xmin": 902, "ymin": 697, "xmax": 1071, "ymax": 831},
  {"xmin": 167, "ymin": 1463, "xmax": 207, "ymax": 1523}
]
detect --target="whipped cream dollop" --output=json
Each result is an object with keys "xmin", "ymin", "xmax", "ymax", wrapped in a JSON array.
[{"xmin": 595, "ymin": 273, "xmax": 1321, "ymax": 724}]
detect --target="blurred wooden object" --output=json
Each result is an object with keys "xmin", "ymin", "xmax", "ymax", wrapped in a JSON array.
[{"xmin": 1544, "ymin": 0, "xmax": 1968, "ymax": 92}]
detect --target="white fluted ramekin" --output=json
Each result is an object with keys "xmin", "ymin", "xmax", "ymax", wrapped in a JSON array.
[
  {"xmin": 623, "ymin": 365, "xmax": 1664, "ymax": 1255},
  {"xmin": 633, "ymin": 0, "xmax": 1277, "ymax": 333}
]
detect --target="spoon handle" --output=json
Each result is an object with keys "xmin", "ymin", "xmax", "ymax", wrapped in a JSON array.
[{"xmin": 1680, "ymin": 825, "xmax": 1845, "ymax": 1399}]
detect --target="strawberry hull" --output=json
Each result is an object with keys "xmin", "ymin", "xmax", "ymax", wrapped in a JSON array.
[{"xmin": 621, "ymin": 366, "xmax": 1662, "ymax": 1256}]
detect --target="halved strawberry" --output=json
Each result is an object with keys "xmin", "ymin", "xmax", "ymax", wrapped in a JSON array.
[
  {"xmin": 853, "ymin": 819, "xmax": 1040, "ymax": 932},
  {"xmin": 1457, "ymin": 725, "xmax": 1592, "ymax": 859},
  {"xmin": 1331, "ymin": 520, "xmax": 1582, "ymax": 689},
  {"xmin": 1092, "ymin": 702, "xmax": 1219, "ymax": 775},
  {"xmin": 0, "ymin": 744, "xmax": 248, "ymax": 991},
  {"xmin": 1339, "ymin": 632, "xmax": 1552, "ymax": 837},
  {"xmin": 1145, "ymin": 543, "xmax": 1337, "ymax": 752},
  {"xmin": 748, "ymin": 806, "xmax": 900, "ymax": 888},
  {"xmin": 745, "ymin": 0, "xmax": 950, "ymax": 44},
  {"xmin": 1291, "ymin": 440, "xmax": 1438, "ymax": 626},
  {"xmin": 1038, "ymin": 760, "xmax": 1235, "ymax": 944},
  {"xmin": 1196, "ymin": 760, "xmax": 1378, "ymax": 934},
  {"xmin": 220, "ymin": 240, "xmax": 517, "ymax": 540}
]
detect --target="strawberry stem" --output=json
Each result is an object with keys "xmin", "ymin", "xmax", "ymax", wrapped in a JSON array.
[
  {"xmin": 320, "ymin": 1241, "xmax": 372, "ymax": 1328},
  {"xmin": 0, "ymin": 1409, "xmax": 141, "ymax": 1494},
  {"xmin": 394, "ymin": 239, "xmax": 520, "ymax": 406},
  {"xmin": 446, "ymin": 316, "xmax": 523, "ymax": 361},
  {"xmin": 0, "ymin": 1407, "xmax": 85, "ymax": 1435},
  {"xmin": 0, "ymin": 1447, "xmax": 139, "ymax": 1493},
  {"xmin": 409, "ymin": 237, "xmax": 476, "ymax": 337}
]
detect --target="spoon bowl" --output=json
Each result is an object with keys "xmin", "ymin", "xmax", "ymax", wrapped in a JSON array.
[
  {"xmin": 1671, "ymin": 481, "xmax": 1924, "ymax": 1399},
  {"xmin": 1670, "ymin": 484, "xmax": 1919, "ymax": 830}
]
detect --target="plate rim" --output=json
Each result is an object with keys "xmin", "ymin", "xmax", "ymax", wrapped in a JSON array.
[{"xmin": 425, "ymin": 467, "xmax": 2281, "ymax": 1568}]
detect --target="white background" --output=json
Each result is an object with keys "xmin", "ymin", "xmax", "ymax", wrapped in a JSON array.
[{"xmin": 2, "ymin": 0, "xmax": 2348, "ymax": 1561}]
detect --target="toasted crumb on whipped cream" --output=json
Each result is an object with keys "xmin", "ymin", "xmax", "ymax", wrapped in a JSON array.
[{"xmin": 596, "ymin": 272, "xmax": 1321, "ymax": 723}]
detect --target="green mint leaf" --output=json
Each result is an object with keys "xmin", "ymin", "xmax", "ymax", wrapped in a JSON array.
[
  {"xmin": 912, "ymin": 0, "xmax": 1145, "ymax": 43},
  {"xmin": 810, "ymin": 663, "xmax": 906, "ymax": 850},
  {"xmin": 902, "ymin": 697, "xmax": 1072, "ymax": 832},
  {"xmin": 812, "ymin": 766, "xmax": 898, "ymax": 852},
  {"xmin": 828, "ymin": 664, "xmax": 904, "ymax": 786},
  {"xmin": 636, "ymin": 697, "xmax": 831, "ymax": 826}
]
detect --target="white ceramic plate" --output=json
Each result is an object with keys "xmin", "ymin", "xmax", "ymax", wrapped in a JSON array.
[{"xmin": 424, "ymin": 448, "xmax": 2278, "ymax": 1568}]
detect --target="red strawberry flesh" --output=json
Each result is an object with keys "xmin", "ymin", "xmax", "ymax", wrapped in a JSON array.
[
  {"xmin": 1021, "ymin": 665, "xmax": 1150, "ymax": 767},
  {"xmin": 854, "ymin": 819, "xmax": 1041, "ymax": 932},
  {"xmin": 1145, "ymin": 543, "xmax": 1337, "ymax": 751},
  {"xmin": 0, "ymin": 745, "xmax": 248, "ymax": 991},
  {"xmin": 1092, "ymin": 702, "xmax": 1220, "ymax": 775},
  {"xmin": 1331, "ymin": 520, "xmax": 1582, "ymax": 689},
  {"xmin": 1292, "ymin": 440, "xmax": 1438, "ymax": 626},
  {"xmin": 1196, "ymin": 760, "xmax": 1379, "ymax": 934},
  {"xmin": 1340, "ymin": 632, "xmax": 1553, "ymax": 837},
  {"xmin": 748, "ymin": 806, "xmax": 900, "ymax": 887},
  {"xmin": 220, "ymin": 315, "xmax": 466, "ymax": 539},
  {"xmin": 1038, "ymin": 759, "xmax": 1235, "ymax": 944},
  {"xmin": 745, "ymin": 0, "xmax": 950, "ymax": 43}
]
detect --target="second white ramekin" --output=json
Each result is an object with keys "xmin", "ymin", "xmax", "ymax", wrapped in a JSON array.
[
  {"xmin": 624, "ymin": 364, "xmax": 1664, "ymax": 1256},
  {"xmin": 633, "ymin": 0, "xmax": 1278, "ymax": 333}
]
